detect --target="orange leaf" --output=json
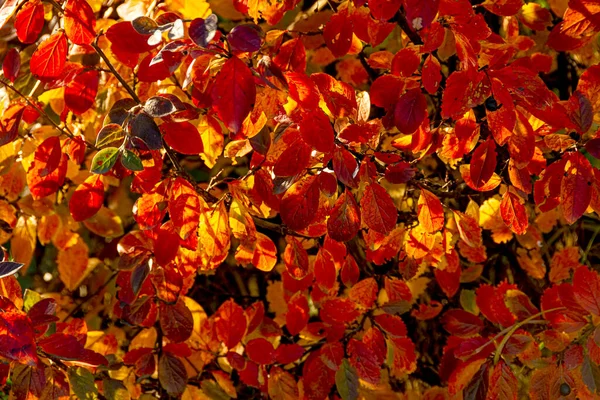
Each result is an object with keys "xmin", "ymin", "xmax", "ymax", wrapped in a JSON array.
[
  {"xmin": 214, "ymin": 300, "xmax": 247, "ymax": 349},
  {"xmin": 327, "ymin": 189, "xmax": 360, "ymax": 242},
  {"xmin": 64, "ymin": 0, "xmax": 96, "ymax": 45},
  {"xmin": 161, "ymin": 121, "xmax": 204, "ymax": 155},
  {"xmin": 417, "ymin": 188, "xmax": 444, "ymax": 233},
  {"xmin": 361, "ymin": 182, "xmax": 397, "ymax": 234},
  {"xmin": 561, "ymin": 152, "xmax": 593, "ymax": 224},
  {"xmin": 470, "ymin": 138, "xmax": 497, "ymax": 189},
  {"xmin": 69, "ymin": 175, "xmax": 104, "ymax": 222},
  {"xmin": 280, "ymin": 175, "xmax": 320, "ymax": 232},
  {"xmin": 30, "ymin": 31, "xmax": 67, "ymax": 79},
  {"xmin": 500, "ymin": 190, "xmax": 528, "ymax": 235},
  {"xmin": 211, "ymin": 56, "xmax": 256, "ymax": 133}
]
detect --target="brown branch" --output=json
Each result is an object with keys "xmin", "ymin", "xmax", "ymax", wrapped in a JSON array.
[
  {"xmin": 91, "ymin": 34, "xmax": 141, "ymax": 103},
  {"xmin": 395, "ymin": 11, "xmax": 423, "ymax": 45},
  {"xmin": 0, "ymin": 78, "xmax": 98, "ymax": 150}
]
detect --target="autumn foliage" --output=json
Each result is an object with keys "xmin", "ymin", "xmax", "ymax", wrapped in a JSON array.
[{"xmin": 2, "ymin": 0, "xmax": 600, "ymax": 398}]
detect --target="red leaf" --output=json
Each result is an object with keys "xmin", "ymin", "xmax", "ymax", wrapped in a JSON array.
[
  {"xmin": 390, "ymin": 337, "xmax": 417, "ymax": 375},
  {"xmin": 272, "ymin": 37, "xmax": 306, "ymax": 73},
  {"xmin": 561, "ymin": 152, "xmax": 593, "ymax": 224},
  {"xmin": 422, "ymin": 54, "xmax": 442, "ymax": 94},
  {"xmin": 211, "ymin": 56, "xmax": 256, "ymax": 133},
  {"xmin": 159, "ymin": 300, "xmax": 193, "ymax": 343},
  {"xmin": 246, "ymin": 338, "xmax": 275, "ymax": 365},
  {"xmin": 215, "ymin": 299, "xmax": 247, "ymax": 348},
  {"xmin": 363, "ymin": 327, "xmax": 387, "ymax": 365},
  {"xmin": 411, "ymin": 301, "xmax": 443, "ymax": 320},
  {"xmin": 280, "ymin": 175, "xmax": 320, "ymax": 232},
  {"xmin": 483, "ymin": 0, "xmax": 523, "ymax": 16},
  {"xmin": 373, "ymin": 314, "xmax": 407, "ymax": 338},
  {"xmin": 442, "ymin": 69, "xmax": 490, "ymax": 119},
  {"xmin": 299, "ymin": 109, "xmax": 334, "ymax": 153},
  {"xmin": 385, "ymin": 161, "xmax": 416, "ymax": 184},
  {"xmin": 348, "ymin": 339, "xmax": 381, "ymax": 383},
  {"xmin": 286, "ymin": 292, "xmax": 309, "ymax": 335},
  {"xmin": 348, "ymin": 278, "xmax": 378, "ymax": 309},
  {"xmin": 333, "ymin": 145, "xmax": 359, "ymax": 188},
  {"xmin": 393, "ymin": 88, "xmax": 428, "ymax": 134},
  {"xmin": 105, "ymin": 21, "xmax": 159, "ymax": 67},
  {"xmin": 273, "ymin": 135, "xmax": 311, "ymax": 177},
  {"xmin": 441, "ymin": 309, "xmax": 483, "ymax": 337},
  {"xmin": 69, "ymin": 174, "xmax": 104, "ymax": 221},
  {"xmin": 65, "ymin": 69, "xmax": 99, "ymax": 114},
  {"xmin": 369, "ymin": 0, "xmax": 402, "ymax": 20},
  {"xmin": 15, "ymin": 0, "xmax": 44, "ymax": 44},
  {"xmin": 500, "ymin": 190, "xmax": 528, "ymax": 235},
  {"xmin": 64, "ymin": 0, "xmax": 96, "ymax": 45},
  {"xmin": 573, "ymin": 266, "xmax": 600, "ymax": 317},
  {"xmin": 360, "ymin": 182, "xmax": 397, "ymax": 234},
  {"xmin": 161, "ymin": 121, "xmax": 204, "ymax": 155},
  {"xmin": 488, "ymin": 360, "xmax": 518, "ymax": 400},
  {"xmin": 470, "ymin": 138, "xmax": 497, "ymax": 189},
  {"xmin": 285, "ymin": 71, "xmax": 320, "ymax": 109},
  {"xmin": 30, "ymin": 31, "xmax": 68, "ymax": 79},
  {"xmin": 320, "ymin": 298, "xmax": 360, "ymax": 325},
  {"xmin": 534, "ymin": 158, "xmax": 565, "ymax": 212},
  {"xmin": 370, "ymin": 75, "xmax": 405, "ymax": 109},
  {"xmin": 417, "ymin": 188, "xmax": 444, "ymax": 233},
  {"xmin": 327, "ymin": 189, "xmax": 360, "ymax": 242},
  {"xmin": 28, "ymin": 151, "xmax": 68, "ymax": 200},
  {"xmin": 274, "ymin": 344, "xmax": 305, "ymax": 364},
  {"xmin": 341, "ymin": 255, "xmax": 360, "ymax": 287},
  {"xmin": 476, "ymin": 284, "xmax": 516, "ymax": 327},
  {"xmin": 314, "ymin": 248, "xmax": 337, "ymax": 290},
  {"xmin": 0, "ymin": 300, "xmax": 38, "ymax": 366},
  {"xmin": 153, "ymin": 225, "xmax": 180, "ymax": 266},
  {"xmin": 323, "ymin": 11, "xmax": 353, "ymax": 57},
  {"xmin": 2, "ymin": 48, "xmax": 20, "ymax": 83}
]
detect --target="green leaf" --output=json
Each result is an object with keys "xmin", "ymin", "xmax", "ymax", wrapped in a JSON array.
[
  {"xmin": 120, "ymin": 149, "xmax": 144, "ymax": 171},
  {"xmin": 23, "ymin": 289, "xmax": 42, "ymax": 312},
  {"xmin": 581, "ymin": 148, "xmax": 600, "ymax": 170},
  {"xmin": 464, "ymin": 361, "xmax": 489, "ymax": 400},
  {"xmin": 582, "ymin": 355, "xmax": 600, "ymax": 393},
  {"xmin": 335, "ymin": 359, "xmax": 358, "ymax": 400},
  {"xmin": 158, "ymin": 353, "xmax": 187, "ymax": 397},
  {"xmin": 91, "ymin": 147, "xmax": 119, "ymax": 174},
  {"xmin": 103, "ymin": 378, "xmax": 131, "ymax": 400},
  {"xmin": 96, "ymin": 124, "xmax": 125, "ymax": 148},
  {"xmin": 460, "ymin": 289, "xmax": 479, "ymax": 315},
  {"xmin": 68, "ymin": 367, "xmax": 98, "ymax": 400}
]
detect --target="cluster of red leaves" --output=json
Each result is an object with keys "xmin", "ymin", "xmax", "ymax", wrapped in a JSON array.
[{"xmin": 1, "ymin": 0, "xmax": 600, "ymax": 398}]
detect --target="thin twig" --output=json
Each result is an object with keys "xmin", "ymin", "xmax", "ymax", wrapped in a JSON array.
[
  {"xmin": 395, "ymin": 11, "xmax": 423, "ymax": 45},
  {"xmin": 91, "ymin": 34, "xmax": 141, "ymax": 103},
  {"xmin": 0, "ymin": 78, "xmax": 98, "ymax": 150}
]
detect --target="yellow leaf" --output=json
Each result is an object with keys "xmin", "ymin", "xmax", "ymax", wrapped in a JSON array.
[
  {"xmin": 0, "ymin": 163, "xmax": 26, "ymax": 201},
  {"xmin": 83, "ymin": 207, "xmax": 124, "ymax": 238},
  {"xmin": 199, "ymin": 115, "xmax": 224, "ymax": 169},
  {"xmin": 57, "ymin": 237, "xmax": 92, "ymax": 291},
  {"xmin": 38, "ymin": 213, "xmax": 61, "ymax": 245},
  {"xmin": 11, "ymin": 215, "xmax": 37, "ymax": 270},
  {"xmin": 198, "ymin": 200, "xmax": 230, "ymax": 270},
  {"xmin": 164, "ymin": 0, "xmax": 211, "ymax": 19},
  {"xmin": 0, "ymin": 200, "xmax": 17, "ymax": 245}
]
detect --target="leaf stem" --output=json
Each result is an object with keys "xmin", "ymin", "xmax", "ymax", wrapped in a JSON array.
[
  {"xmin": 91, "ymin": 34, "xmax": 141, "ymax": 104},
  {"xmin": 492, "ymin": 307, "xmax": 565, "ymax": 365},
  {"xmin": 0, "ymin": 78, "xmax": 97, "ymax": 150},
  {"xmin": 583, "ymin": 226, "xmax": 600, "ymax": 265}
]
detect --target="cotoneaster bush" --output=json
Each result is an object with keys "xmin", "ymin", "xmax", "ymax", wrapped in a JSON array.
[{"xmin": 0, "ymin": 0, "xmax": 600, "ymax": 398}]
